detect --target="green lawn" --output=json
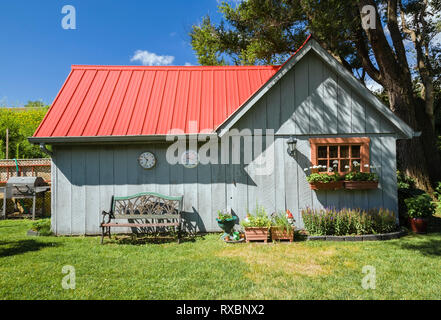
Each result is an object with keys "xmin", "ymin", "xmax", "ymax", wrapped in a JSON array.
[{"xmin": 1, "ymin": 219, "xmax": 441, "ymax": 300}]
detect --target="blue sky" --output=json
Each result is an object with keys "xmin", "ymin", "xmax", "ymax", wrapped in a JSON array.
[{"xmin": 0, "ymin": 0, "xmax": 223, "ymax": 106}]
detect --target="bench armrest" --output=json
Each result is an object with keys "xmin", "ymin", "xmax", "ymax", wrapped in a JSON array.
[{"xmin": 101, "ymin": 211, "xmax": 112, "ymax": 224}]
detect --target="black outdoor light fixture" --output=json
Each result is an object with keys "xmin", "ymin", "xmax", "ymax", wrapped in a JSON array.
[{"xmin": 287, "ymin": 137, "xmax": 298, "ymax": 157}]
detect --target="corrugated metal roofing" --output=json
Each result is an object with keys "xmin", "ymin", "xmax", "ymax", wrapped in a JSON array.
[{"xmin": 33, "ymin": 65, "xmax": 280, "ymax": 138}]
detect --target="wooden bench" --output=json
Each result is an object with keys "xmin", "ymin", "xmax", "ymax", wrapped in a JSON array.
[{"xmin": 100, "ymin": 192, "xmax": 183, "ymax": 244}]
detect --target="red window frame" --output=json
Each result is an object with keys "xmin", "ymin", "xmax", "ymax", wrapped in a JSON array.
[{"xmin": 309, "ymin": 137, "xmax": 370, "ymax": 174}]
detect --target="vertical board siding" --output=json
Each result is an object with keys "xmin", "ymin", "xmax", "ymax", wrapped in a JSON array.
[
  {"xmin": 52, "ymin": 51, "xmax": 401, "ymax": 235},
  {"xmin": 85, "ymin": 147, "xmax": 100, "ymax": 234},
  {"xmin": 50, "ymin": 155, "xmax": 57, "ymax": 234},
  {"xmin": 71, "ymin": 148, "xmax": 86, "ymax": 235},
  {"xmin": 55, "ymin": 147, "xmax": 72, "ymax": 235},
  {"xmin": 381, "ymin": 136, "xmax": 398, "ymax": 217}
]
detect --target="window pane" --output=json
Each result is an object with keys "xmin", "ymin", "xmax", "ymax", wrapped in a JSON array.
[
  {"xmin": 351, "ymin": 145, "xmax": 361, "ymax": 158},
  {"xmin": 330, "ymin": 159, "xmax": 339, "ymax": 172},
  {"xmin": 341, "ymin": 159, "xmax": 350, "ymax": 172},
  {"xmin": 329, "ymin": 146, "xmax": 338, "ymax": 158},
  {"xmin": 318, "ymin": 146, "xmax": 327, "ymax": 159},
  {"xmin": 318, "ymin": 160, "xmax": 327, "ymax": 172},
  {"xmin": 340, "ymin": 146, "xmax": 349, "ymax": 158},
  {"xmin": 352, "ymin": 159, "xmax": 361, "ymax": 172}
]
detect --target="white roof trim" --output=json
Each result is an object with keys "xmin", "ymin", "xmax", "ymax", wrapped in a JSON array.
[{"xmin": 216, "ymin": 38, "xmax": 415, "ymax": 139}]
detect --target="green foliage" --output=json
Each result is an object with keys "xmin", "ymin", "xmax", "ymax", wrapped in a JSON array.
[
  {"xmin": 302, "ymin": 208, "xmax": 397, "ymax": 236},
  {"xmin": 191, "ymin": 16, "xmax": 228, "ymax": 66},
  {"xmin": 271, "ymin": 211, "xmax": 294, "ymax": 233},
  {"xmin": 397, "ymin": 170, "xmax": 417, "ymax": 190},
  {"xmin": 306, "ymin": 173, "xmax": 342, "ymax": 183},
  {"xmin": 0, "ymin": 105, "xmax": 49, "ymax": 159},
  {"xmin": 30, "ymin": 218, "xmax": 52, "ymax": 236},
  {"xmin": 344, "ymin": 171, "xmax": 378, "ymax": 182},
  {"xmin": 404, "ymin": 194, "xmax": 436, "ymax": 219},
  {"xmin": 216, "ymin": 209, "xmax": 234, "ymax": 221},
  {"xmin": 240, "ymin": 204, "xmax": 272, "ymax": 228}
]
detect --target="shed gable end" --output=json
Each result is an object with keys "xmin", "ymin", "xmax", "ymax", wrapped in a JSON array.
[{"xmin": 232, "ymin": 51, "xmax": 395, "ymax": 135}]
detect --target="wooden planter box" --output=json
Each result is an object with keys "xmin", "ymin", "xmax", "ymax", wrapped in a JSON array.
[
  {"xmin": 271, "ymin": 226, "xmax": 294, "ymax": 242},
  {"xmin": 244, "ymin": 227, "xmax": 269, "ymax": 243},
  {"xmin": 344, "ymin": 181, "xmax": 378, "ymax": 190},
  {"xmin": 309, "ymin": 181, "xmax": 344, "ymax": 191}
]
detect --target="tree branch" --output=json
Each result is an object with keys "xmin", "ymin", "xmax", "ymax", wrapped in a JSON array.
[{"xmin": 387, "ymin": 0, "xmax": 410, "ymax": 71}]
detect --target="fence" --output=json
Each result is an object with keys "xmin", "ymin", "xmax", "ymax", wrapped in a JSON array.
[
  {"xmin": 0, "ymin": 158, "xmax": 51, "ymax": 216},
  {"xmin": 0, "ymin": 158, "xmax": 51, "ymax": 184}
]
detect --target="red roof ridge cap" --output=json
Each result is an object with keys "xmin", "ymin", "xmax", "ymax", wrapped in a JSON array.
[{"xmin": 71, "ymin": 65, "xmax": 281, "ymax": 71}]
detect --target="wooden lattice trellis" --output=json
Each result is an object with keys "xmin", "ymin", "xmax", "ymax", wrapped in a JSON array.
[{"xmin": 0, "ymin": 158, "xmax": 51, "ymax": 185}]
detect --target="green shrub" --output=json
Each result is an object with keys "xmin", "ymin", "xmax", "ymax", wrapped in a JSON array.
[
  {"xmin": 404, "ymin": 194, "xmax": 435, "ymax": 218},
  {"xmin": 301, "ymin": 208, "xmax": 397, "ymax": 236},
  {"xmin": 0, "ymin": 107, "xmax": 49, "ymax": 159},
  {"xmin": 306, "ymin": 173, "xmax": 342, "ymax": 184},
  {"xmin": 271, "ymin": 211, "xmax": 294, "ymax": 233},
  {"xmin": 397, "ymin": 170, "xmax": 416, "ymax": 190},
  {"xmin": 30, "ymin": 218, "xmax": 52, "ymax": 236},
  {"xmin": 344, "ymin": 172, "xmax": 378, "ymax": 181},
  {"xmin": 216, "ymin": 210, "xmax": 233, "ymax": 221},
  {"xmin": 240, "ymin": 205, "xmax": 272, "ymax": 229}
]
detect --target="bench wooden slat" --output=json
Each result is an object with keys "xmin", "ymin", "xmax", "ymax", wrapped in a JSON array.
[
  {"xmin": 102, "ymin": 222, "xmax": 179, "ymax": 228},
  {"xmin": 112, "ymin": 214, "xmax": 179, "ymax": 220}
]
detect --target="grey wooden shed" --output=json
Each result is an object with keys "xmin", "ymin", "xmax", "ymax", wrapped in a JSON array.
[{"xmin": 30, "ymin": 38, "xmax": 415, "ymax": 235}]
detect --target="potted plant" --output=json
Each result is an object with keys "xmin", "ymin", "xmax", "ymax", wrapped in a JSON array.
[
  {"xmin": 216, "ymin": 210, "xmax": 237, "ymax": 240},
  {"xmin": 240, "ymin": 205, "xmax": 272, "ymax": 243},
  {"xmin": 405, "ymin": 193, "xmax": 435, "ymax": 233},
  {"xmin": 270, "ymin": 210, "xmax": 295, "ymax": 242},
  {"xmin": 305, "ymin": 166, "xmax": 344, "ymax": 190}
]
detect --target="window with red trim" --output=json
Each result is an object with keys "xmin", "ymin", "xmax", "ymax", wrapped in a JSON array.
[{"xmin": 310, "ymin": 138, "xmax": 370, "ymax": 174}]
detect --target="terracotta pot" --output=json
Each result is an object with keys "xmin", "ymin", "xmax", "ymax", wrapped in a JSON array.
[
  {"xmin": 344, "ymin": 181, "xmax": 378, "ymax": 190},
  {"xmin": 271, "ymin": 226, "xmax": 294, "ymax": 242},
  {"xmin": 309, "ymin": 181, "xmax": 344, "ymax": 191},
  {"xmin": 408, "ymin": 217, "xmax": 428, "ymax": 234},
  {"xmin": 244, "ymin": 227, "xmax": 269, "ymax": 243}
]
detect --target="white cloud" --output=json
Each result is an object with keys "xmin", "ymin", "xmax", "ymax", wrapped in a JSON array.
[
  {"xmin": 130, "ymin": 50, "xmax": 175, "ymax": 66},
  {"xmin": 184, "ymin": 62, "xmax": 193, "ymax": 66}
]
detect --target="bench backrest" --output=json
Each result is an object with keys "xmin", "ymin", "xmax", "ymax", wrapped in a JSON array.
[{"xmin": 110, "ymin": 192, "xmax": 183, "ymax": 220}]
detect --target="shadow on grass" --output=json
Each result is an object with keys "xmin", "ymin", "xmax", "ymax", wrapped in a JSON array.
[
  {"xmin": 391, "ymin": 216, "xmax": 441, "ymax": 257},
  {"xmin": 0, "ymin": 239, "xmax": 59, "ymax": 258},
  {"xmin": 393, "ymin": 237, "xmax": 441, "ymax": 256},
  {"xmin": 112, "ymin": 233, "xmax": 205, "ymax": 245},
  {"xmin": 428, "ymin": 215, "xmax": 441, "ymax": 233}
]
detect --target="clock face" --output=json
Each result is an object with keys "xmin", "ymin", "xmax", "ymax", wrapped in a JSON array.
[
  {"xmin": 181, "ymin": 150, "xmax": 199, "ymax": 169},
  {"xmin": 138, "ymin": 152, "xmax": 156, "ymax": 169}
]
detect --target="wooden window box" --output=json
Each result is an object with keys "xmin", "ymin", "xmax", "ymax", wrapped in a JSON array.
[
  {"xmin": 344, "ymin": 181, "xmax": 378, "ymax": 190},
  {"xmin": 309, "ymin": 181, "xmax": 344, "ymax": 190}
]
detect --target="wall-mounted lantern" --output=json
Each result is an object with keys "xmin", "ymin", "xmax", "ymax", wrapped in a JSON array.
[{"xmin": 287, "ymin": 137, "xmax": 298, "ymax": 157}]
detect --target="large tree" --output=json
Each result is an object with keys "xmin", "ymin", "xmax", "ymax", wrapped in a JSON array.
[{"xmin": 191, "ymin": 0, "xmax": 441, "ymax": 192}]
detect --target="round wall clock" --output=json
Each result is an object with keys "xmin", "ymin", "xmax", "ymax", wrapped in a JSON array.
[
  {"xmin": 138, "ymin": 152, "xmax": 156, "ymax": 169},
  {"xmin": 181, "ymin": 150, "xmax": 199, "ymax": 169}
]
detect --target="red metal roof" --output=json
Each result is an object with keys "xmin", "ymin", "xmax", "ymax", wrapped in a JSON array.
[{"xmin": 33, "ymin": 65, "xmax": 280, "ymax": 138}]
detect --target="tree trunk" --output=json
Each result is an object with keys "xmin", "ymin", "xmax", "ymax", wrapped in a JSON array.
[{"xmin": 389, "ymin": 88, "xmax": 441, "ymax": 193}]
